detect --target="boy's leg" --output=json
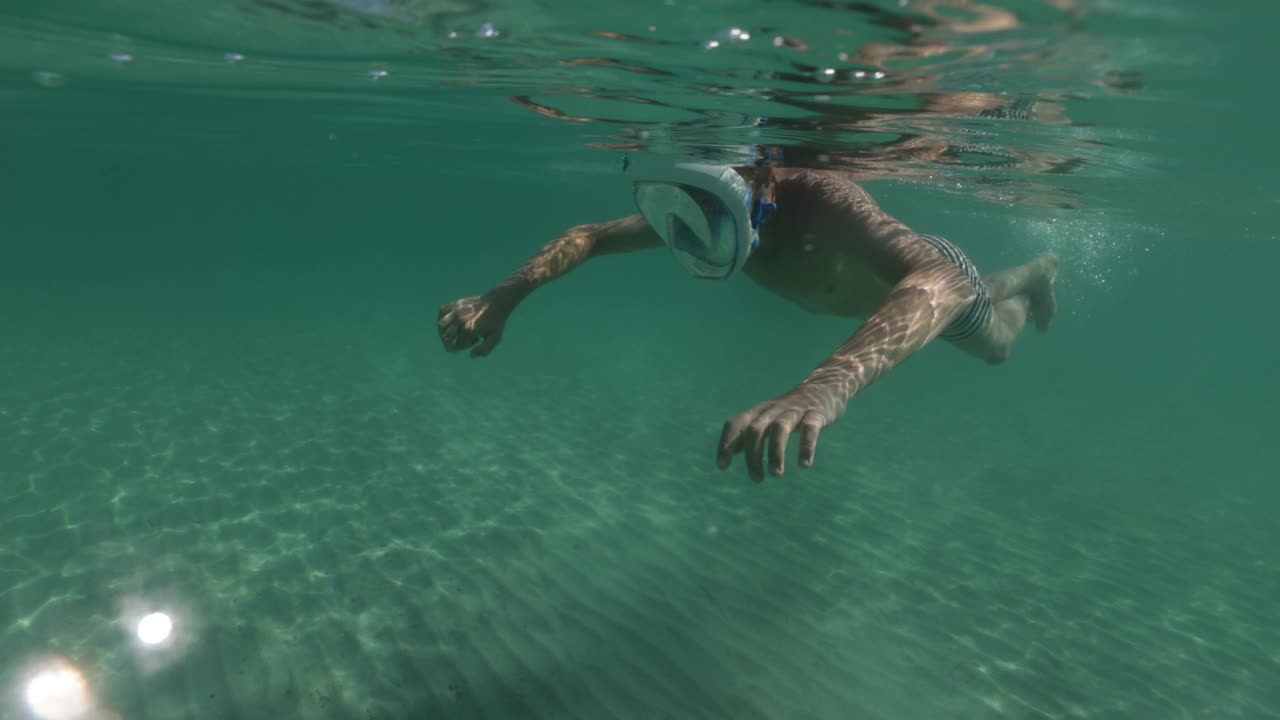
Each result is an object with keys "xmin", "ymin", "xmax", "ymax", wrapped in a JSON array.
[{"xmin": 951, "ymin": 252, "xmax": 1059, "ymax": 364}]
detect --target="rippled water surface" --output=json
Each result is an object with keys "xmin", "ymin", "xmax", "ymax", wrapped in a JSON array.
[{"xmin": 2, "ymin": 1, "xmax": 1277, "ymax": 719}]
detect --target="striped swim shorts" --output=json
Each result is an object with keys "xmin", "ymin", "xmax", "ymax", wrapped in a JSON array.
[{"xmin": 918, "ymin": 233, "xmax": 993, "ymax": 342}]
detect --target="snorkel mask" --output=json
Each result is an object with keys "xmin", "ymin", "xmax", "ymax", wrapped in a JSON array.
[{"xmin": 626, "ymin": 152, "xmax": 777, "ymax": 280}]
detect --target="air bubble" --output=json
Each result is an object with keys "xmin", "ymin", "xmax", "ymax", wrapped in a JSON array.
[{"xmin": 33, "ymin": 71, "xmax": 64, "ymax": 88}]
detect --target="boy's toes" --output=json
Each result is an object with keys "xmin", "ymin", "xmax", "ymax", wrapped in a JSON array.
[{"xmin": 1030, "ymin": 279, "xmax": 1057, "ymax": 331}]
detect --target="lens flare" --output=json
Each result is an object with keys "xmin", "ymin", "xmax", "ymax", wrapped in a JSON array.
[
  {"xmin": 25, "ymin": 660, "xmax": 91, "ymax": 720},
  {"xmin": 136, "ymin": 612, "xmax": 173, "ymax": 645}
]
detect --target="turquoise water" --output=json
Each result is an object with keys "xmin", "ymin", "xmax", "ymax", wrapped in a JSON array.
[{"xmin": 2, "ymin": 0, "xmax": 1277, "ymax": 718}]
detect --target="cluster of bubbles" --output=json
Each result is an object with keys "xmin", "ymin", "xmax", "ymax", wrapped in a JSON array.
[
  {"xmin": 33, "ymin": 45, "xmax": 243, "ymax": 87},
  {"xmin": 699, "ymin": 27, "xmax": 890, "ymax": 87},
  {"xmin": 33, "ymin": 20, "xmax": 886, "ymax": 92},
  {"xmin": 34, "ymin": 18, "xmax": 507, "ymax": 88},
  {"xmin": 447, "ymin": 21, "xmax": 499, "ymax": 40},
  {"xmin": 705, "ymin": 26, "xmax": 751, "ymax": 50}
]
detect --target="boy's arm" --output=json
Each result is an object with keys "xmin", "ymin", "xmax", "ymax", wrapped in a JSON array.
[
  {"xmin": 717, "ymin": 221, "xmax": 977, "ymax": 481},
  {"xmin": 438, "ymin": 214, "xmax": 661, "ymax": 357},
  {"xmin": 488, "ymin": 214, "xmax": 661, "ymax": 309},
  {"xmin": 799, "ymin": 227, "xmax": 977, "ymax": 406}
]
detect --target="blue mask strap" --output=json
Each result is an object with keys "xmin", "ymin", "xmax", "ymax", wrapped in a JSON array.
[
  {"xmin": 749, "ymin": 117, "xmax": 779, "ymax": 230},
  {"xmin": 751, "ymin": 197, "xmax": 777, "ymax": 230}
]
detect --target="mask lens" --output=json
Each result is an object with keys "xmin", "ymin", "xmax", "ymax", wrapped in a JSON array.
[{"xmin": 634, "ymin": 182, "xmax": 738, "ymax": 277}]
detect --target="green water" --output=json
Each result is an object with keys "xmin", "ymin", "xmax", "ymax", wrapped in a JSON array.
[{"xmin": 2, "ymin": 1, "xmax": 1277, "ymax": 718}]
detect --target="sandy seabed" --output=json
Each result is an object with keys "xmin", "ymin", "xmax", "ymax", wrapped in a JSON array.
[{"xmin": 1, "ymin": 334, "xmax": 1276, "ymax": 720}]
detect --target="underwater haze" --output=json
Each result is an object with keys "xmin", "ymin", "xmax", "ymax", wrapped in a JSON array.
[{"xmin": 1, "ymin": 0, "xmax": 1277, "ymax": 718}]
